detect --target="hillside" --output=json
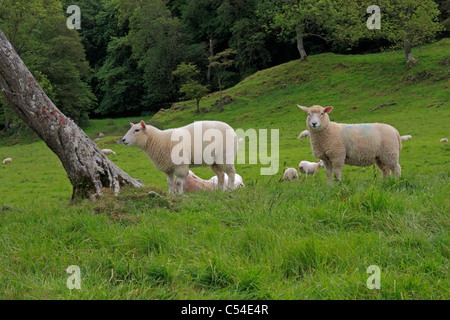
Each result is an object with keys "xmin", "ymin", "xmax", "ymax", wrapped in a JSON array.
[{"xmin": 0, "ymin": 40, "xmax": 449, "ymax": 300}]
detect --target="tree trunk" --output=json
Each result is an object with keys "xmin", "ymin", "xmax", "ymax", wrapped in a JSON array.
[
  {"xmin": 0, "ymin": 30, "xmax": 144, "ymax": 202},
  {"xmin": 217, "ymin": 76, "xmax": 223, "ymax": 111},
  {"xmin": 207, "ymin": 38, "xmax": 214, "ymax": 85},
  {"xmin": 404, "ymin": 38, "xmax": 417, "ymax": 65},
  {"xmin": 296, "ymin": 28, "xmax": 307, "ymax": 60}
]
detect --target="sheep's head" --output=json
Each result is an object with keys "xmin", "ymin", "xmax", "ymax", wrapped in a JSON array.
[
  {"xmin": 298, "ymin": 105, "xmax": 333, "ymax": 131},
  {"xmin": 319, "ymin": 160, "xmax": 324, "ymax": 167},
  {"xmin": 122, "ymin": 120, "xmax": 149, "ymax": 149}
]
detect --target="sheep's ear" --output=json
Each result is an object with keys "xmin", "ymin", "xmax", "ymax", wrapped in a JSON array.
[
  {"xmin": 140, "ymin": 120, "xmax": 146, "ymax": 131},
  {"xmin": 130, "ymin": 122, "xmax": 134, "ymax": 127},
  {"xmin": 324, "ymin": 106, "xmax": 333, "ymax": 113},
  {"xmin": 297, "ymin": 105, "xmax": 309, "ymax": 113}
]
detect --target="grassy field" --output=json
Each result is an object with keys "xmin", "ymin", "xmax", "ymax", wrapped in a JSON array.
[{"xmin": 0, "ymin": 39, "xmax": 449, "ymax": 299}]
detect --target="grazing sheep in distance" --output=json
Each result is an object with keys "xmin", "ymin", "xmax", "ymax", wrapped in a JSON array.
[
  {"xmin": 122, "ymin": 120, "xmax": 238, "ymax": 194},
  {"xmin": 101, "ymin": 149, "xmax": 116, "ymax": 155},
  {"xmin": 297, "ymin": 130, "xmax": 310, "ymax": 140},
  {"xmin": 440, "ymin": 138, "xmax": 448, "ymax": 143},
  {"xmin": 298, "ymin": 104, "xmax": 402, "ymax": 184},
  {"xmin": 2, "ymin": 158, "xmax": 12, "ymax": 165},
  {"xmin": 401, "ymin": 135, "xmax": 412, "ymax": 141},
  {"xmin": 282, "ymin": 167, "xmax": 299, "ymax": 181},
  {"xmin": 98, "ymin": 132, "xmax": 105, "ymax": 138},
  {"xmin": 298, "ymin": 160, "xmax": 324, "ymax": 178}
]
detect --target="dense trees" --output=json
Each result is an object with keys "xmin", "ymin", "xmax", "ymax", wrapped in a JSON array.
[{"xmin": 1, "ymin": 0, "xmax": 448, "ymax": 128}]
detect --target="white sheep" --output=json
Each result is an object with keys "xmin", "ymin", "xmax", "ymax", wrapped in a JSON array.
[
  {"xmin": 98, "ymin": 132, "xmax": 105, "ymax": 138},
  {"xmin": 298, "ymin": 105, "xmax": 402, "ymax": 184},
  {"xmin": 101, "ymin": 149, "xmax": 116, "ymax": 155},
  {"xmin": 440, "ymin": 138, "xmax": 448, "ymax": 143},
  {"xmin": 282, "ymin": 167, "xmax": 299, "ymax": 181},
  {"xmin": 208, "ymin": 172, "xmax": 245, "ymax": 189},
  {"xmin": 298, "ymin": 160, "xmax": 324, "ymax": 178},
  {"xmin": 297, "ymin": 130, "xmax": 310, "ymax": 140},
  {"xmin": 400, "ymin": 135, "xmax": 412, "ymax": 140},
  {"xmin": 122, "ymin": 120, "xmax": 238, "ymax": 194},
  {"xmin": 2, "ymin": 158, "xmax": 12, "ymax": 165}
]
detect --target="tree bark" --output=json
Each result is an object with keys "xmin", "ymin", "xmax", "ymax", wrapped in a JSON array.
[
  {"xmin": 296, "ymin": 28, "xmax": 307, "ymax": 60},
  {"xmin": 207, "ymin": 38, "xmax": 214, "ymax": 85},
  {"xmin": 0, "ymin": 30, "xmax": 144, "ymax": 202}
]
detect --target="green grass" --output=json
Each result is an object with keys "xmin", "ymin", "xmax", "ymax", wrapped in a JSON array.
[{"xmin": 0, "ymin": 39, "xmax": 449, "ymax": 299}]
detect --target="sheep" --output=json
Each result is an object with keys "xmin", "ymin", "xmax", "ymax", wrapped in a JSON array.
[
  {"xmin": 298, "ymin": 105, "xmax": 402, "ymax": 184},
  {"xmin": 98, "ymin": 132, "xmax": 105, "ymax": 138},
  {"xmin": 101, "ymin": 149, "xmax": 116, "ymax": 155},
  {"xmin": 208, "ymin": 172, "xmax": 245, "ymax": 189},
  {"xmin": 400, "ymin": 135, "xmax": 412, "ymax": 141},
  {"xmin": 440, "ymin": 138, "xmax": 448, "ymax": 143},
  {"xmin": 297, "ymin": 130, "xmax": 310, "ymax": 140},
  {"xmin": 122, "ymin": 120, "xmax": 238, "ymax": 194},
  {"xmin": 282, "ymin": 167, "xmax": 299, "ymax": 181},
  {"xmin": 298, "ymin": 160, "xmax": 324, "ymax": 178},
  {"xmin": 2, "ymin": 158, "xmax": 12, "ymax": 165}
]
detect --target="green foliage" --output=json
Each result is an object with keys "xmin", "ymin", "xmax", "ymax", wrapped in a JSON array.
[{"xmin": 173, "ymin": 63, "xmax": 209, "ymax": 113}]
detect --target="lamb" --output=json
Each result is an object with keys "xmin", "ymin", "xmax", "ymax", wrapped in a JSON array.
[
  {"xmin": 298, "ymin": 105, "xmax": 402, "ymax": 184},
  {"xmin": 122, "ymin": 120, "xmax": 238, "ymax": 194},
  {"xmin": 209, "ymin": 172, "xmax": 245, "ymax": 189},
  {"xmin": 282, "ymin": 167, "xmax": 299, "ymax": 181},
  {"xmin": 298, "ymin": 160, "xmax": 324, "ymax": 178},
  {"xmin": 101, "ymin": 149, "xmax": 116, "ymax": 155},
  {"xmin": 2, "ymin": 158, "xmax": 12, "ymax": 165},
  {"xmin": 297, "ymin": 130, "xmax": 310, "ymax": 140},
  {"xmin": 400, "ymin": 135, "xmax": 412, "ymax": 141},
  {"xmin": 440, "ymin": 138, "xmax": 448, "ymax": 143},
  {"xmin": 173, "ymin": 170, "xmax": 215, "ymax": 193}
]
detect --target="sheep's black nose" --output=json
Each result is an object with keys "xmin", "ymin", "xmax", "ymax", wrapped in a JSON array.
[
  {"xmin": 311, "ymin": 122, "xmax": 317, "ymax": 127},
  {"xmin": 122, "ymin": 138, "xmax": 126, "ymax": 143}
]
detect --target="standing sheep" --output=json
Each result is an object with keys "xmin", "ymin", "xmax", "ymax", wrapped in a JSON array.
[
  {"xmin": 2, "ymin": 158, "xmax": 12, "ymax": 165},
  {"xmin": 298, "ymin": 160, "xmax": 324, "ymax": 178},
  {"xmin": 440, "ymin": 138, "xmax": 448, "ymax": 143},
  {"xmin": 101, "ymin": 149, "xmax": 116, "ymax": 155},
  {"xmin": 297, "ymin": 130, "xmax": 310, "ymax": 140},
  {"xmin": 122, "ymin": 120, "xmax": 238, "ymax": 194},
  {"xmin": 298, "ymin": 105, "xmax": 402, "ymax": 184}
]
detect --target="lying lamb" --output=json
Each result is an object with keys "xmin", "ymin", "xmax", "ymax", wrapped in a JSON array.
[
  {"xmin": 298, "ymin": 160, "xmax": 324, "ymax": 178},
  {"xmin": 101, "ymin": 149, "xmax": 116, "ymax": 155},
  {"xmin": 2, "ymin": 158, "xmax": 12, "ymax": 165},
  {"xmin": 440, "ymin": 138, "xmax": 448, "ymax": 143},
  {"xmin": 122, "ymin": 120, "xmax": 238, "ymax": 194},
  {"xmin": 298, "ymin": 105, "xmax": 402, "ymax": 184},
  {"xmin": 208, "ymin": 172, "xmax": 245, "ymax": 189}
]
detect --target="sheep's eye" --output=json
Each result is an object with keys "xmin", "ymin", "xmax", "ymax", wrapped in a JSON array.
[
  {"xmin": 320, "ymin": 113, "xmax": 324, "ymax": 116},
  {"xmin": 134, "ymin": 129, "xmax": 140, "ymax": 133}
]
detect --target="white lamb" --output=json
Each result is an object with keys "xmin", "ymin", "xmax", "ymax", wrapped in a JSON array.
[
  {"xmin": 400, "ymin": 135, "xmax": 412, "ymax": 140},
  {"xmin": 101, "ymin": 149, "xmax": 116, "ymax": 155},
  {"xmin": 298, "ymin": 105, "xmax": 402, "ymax": 184},
  {"xmin": 209, "ymin": 172, "xmax": 245, "ymax": 189},
  {"xmin": 440, "ymin": 138, "xmax": 448, "ymax": 143},
  {"xmin": 2, "ymin": 158, "xmax": 12, "ymax": 165},
  {"xmin": 298, "ymin": 160, "xmax": 324, "ymax": 178},
  {"xmin": 282, "ymin": 167, "xmax": 299, "ymax": 181},
  {"xmin": 122, "ymin": 120, "xmax": 238, "ymax": 194},
  {"xmin": 297, "ymin": 130, "xmax": 310, "ymax": 140}
]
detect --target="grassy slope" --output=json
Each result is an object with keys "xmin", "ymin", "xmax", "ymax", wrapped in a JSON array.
[{"xmin": 0, "ymin": 39, "xmax": 449, "ymax": 299}]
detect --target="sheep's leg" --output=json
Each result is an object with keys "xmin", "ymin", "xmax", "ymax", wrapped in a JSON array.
[
  {"xmin": 166, "ymin": 172, "xmax": 176, "ymax": 194},
  {"xmin": 224, "ymin": 166, "xmax": 236, "ymax": 190},
  {"xmin": 210, "ymin": 164, "xmax": 225, "ymax": 191},
  {"xmin": 174, "ymin": 166, "xmax": 189, "ymax": 194},
  {"xmin": 323, "ymin": 161, "xmax": 333, "ymax": 185},
  {"xmin": 331, "ymin": 158, "xmax": 345, "ymax": 182},
  {"xmin": 375, "ymin": 158, "xmax": 391, "ymax": 179},
  {"xmin": 175, "ymin": 176, "xmax": 186, "ymax": 194},
  {"xmin": 391, "ymin": 163, "xmax": 401, "ymax": 179}
]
